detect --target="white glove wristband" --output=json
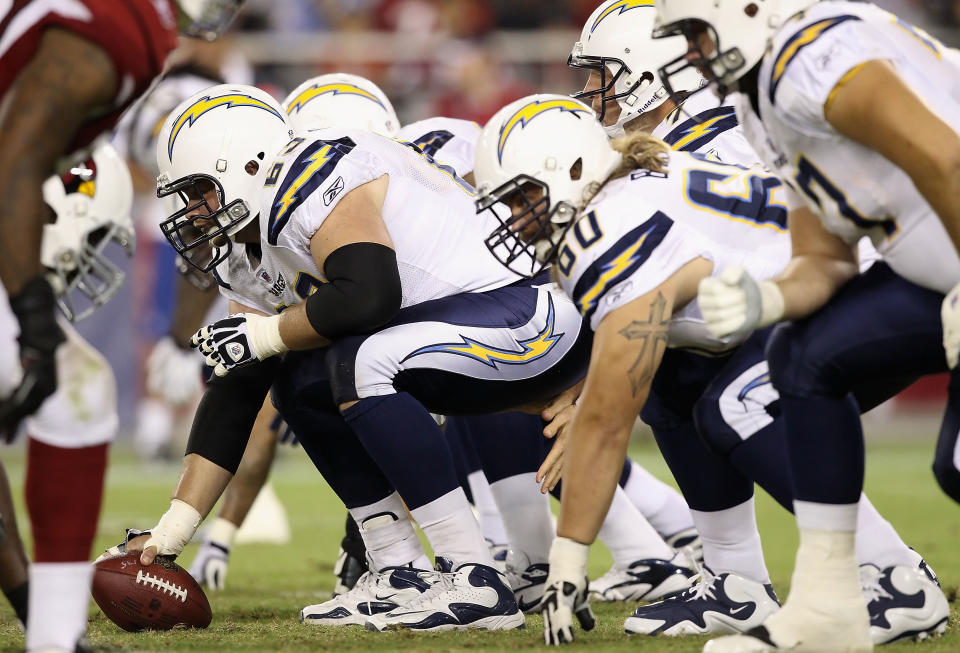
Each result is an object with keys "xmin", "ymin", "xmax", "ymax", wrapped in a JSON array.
[
  {"xmin": 206, "ymin": 516, "xmax": 238, "ymax": 549},
  {"xmin": 246, "ymin": 314, "xmax": 288, "ymax": 359},
  {"xmin": 144, "ymin": 499, "xmax": 202, "ymax": 557},
  {"xmin": 757, "ymin": 280, "xmax": 786, "ymax": 328},
  {"xmin": 548, "ymin": 536, "xmax": 590, "ymax": 580}
]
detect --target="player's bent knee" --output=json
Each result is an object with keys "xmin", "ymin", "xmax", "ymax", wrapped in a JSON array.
[
  {"xmin": 932, "ymin": 459, "xmax": 960, "ymax": 504},
  {"xmin": 692, "ymin": 393, "xmax": 736, "ymax": 458},
  {"xmin": 766, "ymin": 321, "xmax": 837, "ymax": 397}
]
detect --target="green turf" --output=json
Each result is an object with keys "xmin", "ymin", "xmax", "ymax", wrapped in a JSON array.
[{"xmin": 1, "ymin": 437, "xmax": 958, "ymax": 651}]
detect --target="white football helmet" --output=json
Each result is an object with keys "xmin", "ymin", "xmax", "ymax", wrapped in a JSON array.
[
  {"xmin": 41, "ymin": 143, "xmax": 134, "ymax": 322},
  {"xmin": 473, "ymin": 95, "xmax": 621, "ymax": 278},
  {"xmin": 653, "ymin": 0, "xmax": 816, "ymax": 99},
  {"xmin": 569, "ymin": 0, "xmax": 701, "ymax": 138},
  {"xmin": 176, "ymin": 0, "xmax": 245, "ymax": 41},
  {"xmin": 156, "ymin": 84, "xmax": 292, "ymax": 272},
  {"xmin": 283, "ymin": 73, "xmax": 399, "ymax": 137}
]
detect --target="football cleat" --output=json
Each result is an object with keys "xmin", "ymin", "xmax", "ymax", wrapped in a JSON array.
[
  {"xmin": 624, "ymin": 567, "xmax": 780, "ymax": 636},
  {"xmin": 705, "ymin": 529, "xmax": 873, "ymax": 653},
  {"xmin": 504, "ymin": 549, "xmax": 549, "ymax": 613},
  {"xmin": 365, "ymin": 562, "xmax": 525, "ymax": 632},
  {"xmin": 666, "ymin": 527, "xmax": 704, "ymax": 565},
  {"xmin": 488, "ymin": 539, "xmax": 509, "ymax": 574},
  {"xmin": 589, "ymin": 556, "xmax": 694, "ymax": 602},
  {"xmin": 332, "ymin": 547, "xmax": 368, "ymax": 597},
  {"xmin": 300, "ymin": 566, "xmax": 435, "ymax": 627},
  {"xmin": 860, "ymin": 564, "xmax": 949, "ymax": 644}
]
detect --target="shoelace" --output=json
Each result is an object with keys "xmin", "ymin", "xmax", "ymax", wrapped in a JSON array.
[
  {"xmin": 678, "ymin": 560, "xmax": 719, "ymax": 602},
  {"xmin": 859, "ymin": 567, "xmax": 893, "ymax": 604},
  {"xmin": 400, "ymin": 570, "xmax": 456, "ymax": 610}
]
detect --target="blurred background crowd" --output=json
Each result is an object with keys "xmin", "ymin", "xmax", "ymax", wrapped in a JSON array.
[{"xmin": 72, "ymin": 0, "xmax": 958, "ymax": 454}]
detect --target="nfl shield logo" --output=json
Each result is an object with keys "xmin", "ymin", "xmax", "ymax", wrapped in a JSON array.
[{"xmin": 227, "ymin": 342, "xmax": 246, "ymax": 362}]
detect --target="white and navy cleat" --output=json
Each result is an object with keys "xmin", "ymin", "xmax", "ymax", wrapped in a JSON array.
[
  {"xmin": 625, "ymin": 567, "xmax": 780, "ymax": 636},
  {"xmin": 860, "ymin": 563, "xmax": 949, "ymax": 644},
  {"xmin": 666, "ymin": 527, "xmax": 704, "ymax": 565},
  {"xmin": 589, "ymin": 555, "xmax": 694, "ymax": 602},
  {"xmin": 503, "ymin": 549, "xmax": 549, "ymax": 614},
  {"xmin": 300, "ymin": 566, "xmax": 434, "ymax": 627},
  {"xmin": 365, "ymin": 562, "xmax": 525, "ymax": 632}
]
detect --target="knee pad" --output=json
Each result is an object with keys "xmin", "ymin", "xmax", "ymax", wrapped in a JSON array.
[
  {"xmin": 27, "ymin": 322, "xmax": 116, "ymax": 448},
  {"xmin": 766, "ymin": 321, "xmax": 840, "ymax": 397}
]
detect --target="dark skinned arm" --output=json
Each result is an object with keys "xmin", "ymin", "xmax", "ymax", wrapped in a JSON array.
[{"xmin": 0, "ymin": 28, "xmax": 117, "ymax": 293}]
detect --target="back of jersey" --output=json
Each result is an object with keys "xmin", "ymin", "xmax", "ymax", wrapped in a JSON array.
[
  {"xmin": 753, "ymin": 0, "xmax": 960, "ymax": 292},
  {"xmin": 397, "ymin": 117, "xmax": 481, "ymax": 179},
  {"xmin": 652, "ymin": 92, "xmax": 761, "ymax": 167},
  {"xmin": 259, "ymin": 128, "xmax": 518, "ymax": 310},
  {"xmin": 558, "ymin": 149, "xmax": 789, "ymax": 351}
]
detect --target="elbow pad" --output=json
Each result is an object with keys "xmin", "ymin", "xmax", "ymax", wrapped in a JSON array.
[
  {"xmin": 305, "ymin": 242, "xmax": 402, "ymax": 339},
  {"xmin": 184, "ymin": 359, "xmax": 280, "ymax": 474}
]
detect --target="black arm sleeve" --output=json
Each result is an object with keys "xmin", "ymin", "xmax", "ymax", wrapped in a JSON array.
[
  {"xmin": 305, "ymin": 242, "xmax": 402, "ymax": 339},
  {"xmin": 184, "ymin": 358, "xmax": 281, "ymax": 474}
]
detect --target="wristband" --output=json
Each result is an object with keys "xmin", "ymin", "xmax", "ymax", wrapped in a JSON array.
[
  {"xmin": 144, "ymin": 499, "xmax": 202, "ymax": 557},
  {"xmin": 548, "ymin": 536, "xmax": 590, "ymax": 580},
  {"xmin": 757, "ymin": 280, "xmax": 786, "ymax": 327},
  {"xmin": 246, "ymin": 314, "xmax": 287, "ymax": 359},
  {"xmin": 206, "ymin": 516, "xmax": 238, "ymax": 550}
]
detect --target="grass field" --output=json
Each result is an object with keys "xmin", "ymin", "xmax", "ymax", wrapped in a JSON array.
[{"xmin": 0, "ymin": 435, "xmax": 958, "ymax": 652}]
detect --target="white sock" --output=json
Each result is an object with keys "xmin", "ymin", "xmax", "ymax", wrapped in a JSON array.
[
  {"xmin": 488, "ymin": 473, "xmax": 553, "ymax": 563},
  {"xmin": 598, "ymin": 486, "xmax": 674, "ymax": 567},
  {"xmin": 349, "ymin": 492, "xmax": 430, "ymax": 571},
  {"xmin": 27, "ymin": 562, "xmax": 92, "ymax": 652},
  {"xmin": 621, "ymin": 460, "xmax": 695, "ymax": 538},
  {"xmin": 410, "ymin": 488, "xmax": 494, "ymax": 567},
  {"xmin": 854, "ymin": 493, "xmax": 919, "ymax": 569},
  {"xmin": 794, "ymin": 499, "xmax": 858, "ymax": 532},
  {"xmin": 467, "ymin": 470, "xmax": 508, "ymax": 545},
  {"xmin": 690, "ymin": 496, "xmax": 770, "ymax": 584}
]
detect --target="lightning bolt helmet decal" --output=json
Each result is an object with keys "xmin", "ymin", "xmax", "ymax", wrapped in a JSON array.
[{"xmin": 167, "ymin": 93, "xmax": 285, "ymax": 162}]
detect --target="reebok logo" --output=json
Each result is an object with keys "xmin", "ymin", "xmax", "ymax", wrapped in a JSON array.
[{"xmin": 324, "ymin": 176, "xmax": 345, "ymax": 206}]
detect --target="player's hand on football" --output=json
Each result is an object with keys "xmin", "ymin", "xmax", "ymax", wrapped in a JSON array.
[
  {"xmin": 541, "ymin": 572, "xmax": 595, "ymax": 645},
  {"xmin": 190, "ymin": 313, "xmax": 285, "ymax": 377},
  {"xmin": 538, "ymin": 405, "xmax": 574, "ymax": 493},
  {"xmin": 146, "ymin": 336, "xmax": 204, "ymax": 404},
  {"xmin": 942, "ymin": 282, "xmax": 960, "ymax": 369},
  {"xmin": 96, "ymin": 529, "xmax": 154, "ymax": 563},
  {"xmin": 189, "ymin": 540, "xmax": 230, "ymax": 590}
]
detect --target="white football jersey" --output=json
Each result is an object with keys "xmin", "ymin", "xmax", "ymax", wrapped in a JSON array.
[
  {"xmin": 557, "ymin": 150, "xmax": 790, "ymax": 353},
  {"xmin": 652, "ymin": 91, "xmax": 762, "ymax": 167},
  {"xmin": 217, "ymin": 128, "xmax": 519, "ymax": 314},
  {"xmin": 397, "ymin": 117, "xmax": 481, "ymax": 179},
  {"xmin": 736, "ymin": 0, "xmax": 960, "ymax": 293}
]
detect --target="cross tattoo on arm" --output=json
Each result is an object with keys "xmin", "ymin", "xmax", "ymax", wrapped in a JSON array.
[{"xmin": 617, "ymin": 292, "xmax": 670, "ymax": 397}]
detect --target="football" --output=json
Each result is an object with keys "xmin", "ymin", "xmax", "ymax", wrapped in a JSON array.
[{"xmin": 91, "ymin": 552, "xmax": 212, "ymax": 632}]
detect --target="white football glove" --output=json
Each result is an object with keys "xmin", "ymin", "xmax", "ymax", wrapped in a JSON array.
[
  {"xmin": 698, "ymin": 266, "xmax": 785, "ymax": 340},
  {"xmin": 146, "ymin": 336, "xmax": 204, "ymax": 405},
  {"xmin": 189, "ymin": 540, "xmax": 230, "ymax": 590},
  {"xmin": 942, "ymin": 281, "xmax": 960, "ymax": 369},
  {"xmin": 191, "ymin": 313, "xmax": 287, "ymax": 377},
  {"xmin": 542, "ymin": 537, "xmax": 595, "ymax": 645}
]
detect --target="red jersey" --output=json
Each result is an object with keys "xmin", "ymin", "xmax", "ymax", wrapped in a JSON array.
[{"xmin": 0, "ymin": 0, "xmax": 179, "ymax": 152}]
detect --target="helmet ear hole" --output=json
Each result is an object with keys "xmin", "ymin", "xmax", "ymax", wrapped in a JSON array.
[
  {"xmin": 245, "ymin": 160, "xmax": 259, "ymax": 175},
  {"xmin": 570, "ymin": 158, "xmax": 583, "ymax": 181}
]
